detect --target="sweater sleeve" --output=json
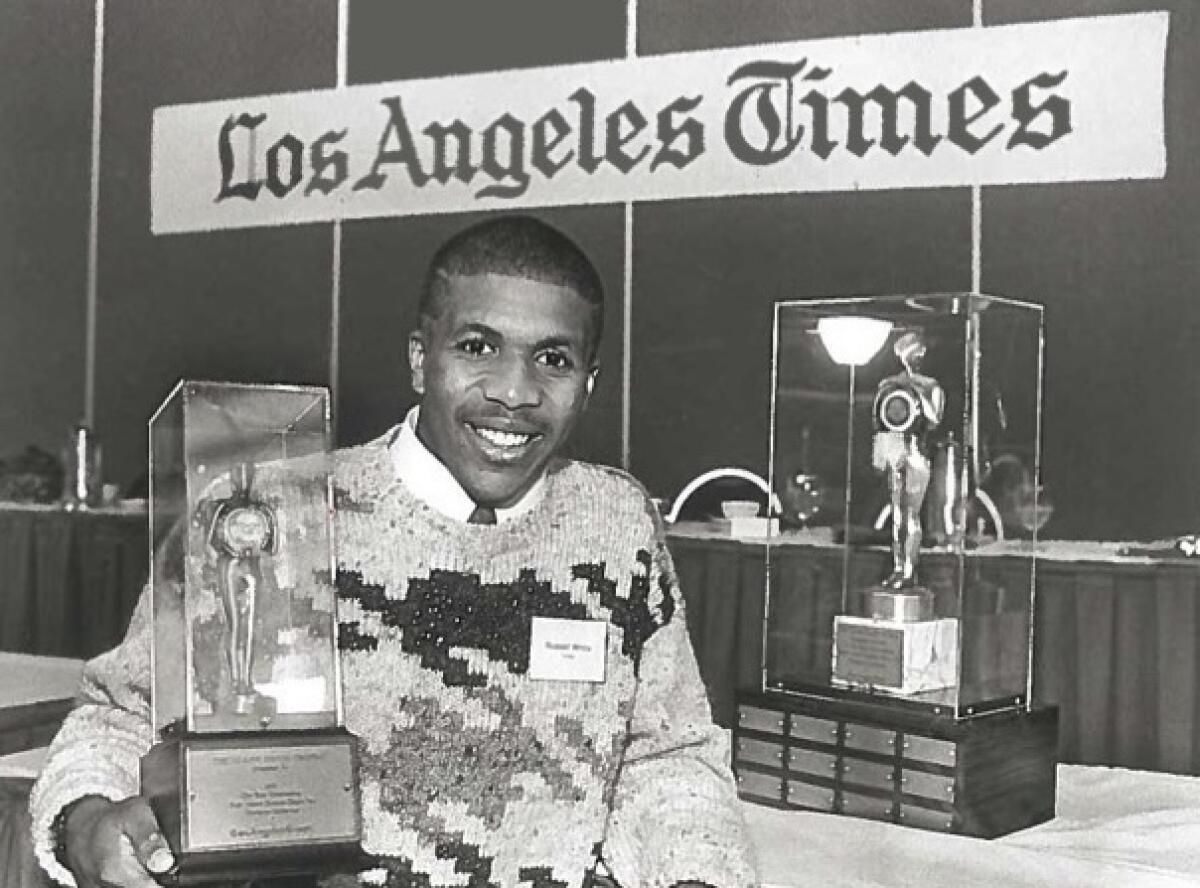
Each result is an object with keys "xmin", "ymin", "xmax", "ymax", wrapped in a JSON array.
[
  {"xmin": 28, "ymin": 585, "xmax": 157, "ymax": 887},
  {"xmin": 603, "ymin": 529, "xmax": 759, "ymax": 888}
]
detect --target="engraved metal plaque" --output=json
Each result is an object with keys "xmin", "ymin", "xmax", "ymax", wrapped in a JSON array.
[
  {"xmin": 834, "ymin": 623, "xmax": 904, "ymax": 687},
  {"xmin": 186, "ymin": 740, "xmax": 357, "ymax": 850},
  {"xmin": 786, "ymin": 780, "xmax": 836, "ymax": 811},
  {"xmin": 736, "ymin": 737, "xmax": 785, "ymax": 769},
  {"xmin": 786, "ymin": 747, "xmax": 838, "ymax": 778},
  {"xmin": 840, "ymin": 790, "xmax": 894, "ymax": 822},
  {"xmin": 843, "ymin": 724, "xmax": 897, "ymax": 757},
  {"xmin": 736, "ymin": 770, "xmax": 783, "ymax": 802},
  {"xmin": 900, "ymin": 803, "xmax": 955, "ymax": 832},
  {"xmin": 902, "ymin": 734, "xmax": 957, "ymax": 767},
  {"xmin": 738, "ymin": 704, "xmax": 785, "ymax": 735},
  {"xmin": 788, "ymin": 713, "xmax": 838, "ymax": 745},
  {"xmin": 840, "ymin": 759, "xmax": 896, "ymax": 792},
  {"xmin": 900, "ymin": 768, "xmax": 957, "ymax": 802}
]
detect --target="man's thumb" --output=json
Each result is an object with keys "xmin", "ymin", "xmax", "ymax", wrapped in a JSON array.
[{"xmin": 120, "ymin": 802, "xmax": 176, "ymax": 874}]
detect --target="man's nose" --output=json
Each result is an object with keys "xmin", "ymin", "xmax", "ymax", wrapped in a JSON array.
[{"xmin": 483, "ymin": 357, "xmax": 541, "ymax": 409}]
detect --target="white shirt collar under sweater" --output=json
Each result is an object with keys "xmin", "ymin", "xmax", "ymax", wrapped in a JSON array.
[{"xmin": 388, "ymin": 406, "xmax": 545, "ymax": 524}]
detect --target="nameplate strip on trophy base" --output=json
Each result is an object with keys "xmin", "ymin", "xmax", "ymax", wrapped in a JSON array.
[
  {"xmin": 832, "ymin": 616, "xmax": 960, "ymax": 695},
  {"xmin": 832, "ymin": 621, "xmax": 905, "ymax": 688},
  {"xmin": 185, "ymin": 738, "xmax": 357, "ymax": 850}
]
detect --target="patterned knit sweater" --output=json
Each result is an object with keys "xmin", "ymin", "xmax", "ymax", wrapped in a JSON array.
[{"xmin": 30, "ymin": 435, "xmax": 757, "ymax": 888}]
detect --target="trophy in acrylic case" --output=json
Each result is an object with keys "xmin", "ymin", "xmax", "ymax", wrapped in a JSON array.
[
  {"xmin": 142, "ymin": 381, "xmax": 362, "ymax": 883},
  {"xmin": 733, "ymin": 295, "xmax": 1056, "ymax": 838},
  {"xmin": 765, "ymin": 294, "xmax": 1045, "ymax": 715}
]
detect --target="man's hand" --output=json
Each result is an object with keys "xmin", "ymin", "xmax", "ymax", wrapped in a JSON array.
[{"xmin": 63, "ymin": 796, "xmax": 176, "ymax": 888}]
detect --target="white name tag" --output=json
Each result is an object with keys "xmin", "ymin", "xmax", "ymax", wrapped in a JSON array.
[{"xmin": 528, "ymin": 617, "xmax": 607, "ymax": 683}]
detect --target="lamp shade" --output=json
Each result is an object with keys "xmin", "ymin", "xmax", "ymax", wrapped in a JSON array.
[{"xmin": 816, "ymin": 316, "xmax": 894, "ymax": 366}]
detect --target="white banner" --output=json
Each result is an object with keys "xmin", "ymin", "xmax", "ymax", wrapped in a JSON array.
[{"xmin": 150, "ymin": 12, "xmax": 1168, "ymax": 234}]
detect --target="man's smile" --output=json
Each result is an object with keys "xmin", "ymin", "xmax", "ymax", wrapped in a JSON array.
[{"xmin": 467, "ymin": 421, "xmax": 543, "ymax": 459}]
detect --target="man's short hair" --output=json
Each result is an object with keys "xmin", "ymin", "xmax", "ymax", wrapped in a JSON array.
[{"xmin": 420, "ymin": 215, "xmax": 605, "ymax": 360}]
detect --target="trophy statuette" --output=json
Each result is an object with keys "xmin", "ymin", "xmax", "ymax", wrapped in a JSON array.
[
  {"xmin": 871, "ymin": 331, "xmax": 944, "ymax": 597},
  {"xmin": 832, "ymin": 332, "xmax": 959, "ymax": 696},
  {"xmin": 202, "ymin": 461, "xmax": 279, "ymax": 721}
]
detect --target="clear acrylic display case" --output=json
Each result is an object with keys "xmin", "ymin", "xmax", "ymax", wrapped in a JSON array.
[
  {"xmin": 149, "ymin": 381, "xmax": 342, "ymax": 735},
  {"xmin": 764, "ymin": 294, "xmax": 1044, "ymax": 717}
]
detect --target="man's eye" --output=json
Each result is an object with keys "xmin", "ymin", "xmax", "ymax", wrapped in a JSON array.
[
  {"xmin": 537, "ymin": 351, "xmax": 574, "ymax": 371},
  {"xmin": 458, "ymin": 339, "xmax": 494, "ymax": 357}
]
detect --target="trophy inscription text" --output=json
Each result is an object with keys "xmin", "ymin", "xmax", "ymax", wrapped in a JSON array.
[
  {"xmin": 185, "ymin": 741, "xmax": 357, "ymax": 851},
  {"xmin": 834, "ymin": 624, "xmax": 904, "ymax": 687}
]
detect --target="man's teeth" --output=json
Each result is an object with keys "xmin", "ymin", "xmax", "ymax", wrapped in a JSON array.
[{"xmin": 474, "ymin": 426, "xmax": 534, "ymax": 447}]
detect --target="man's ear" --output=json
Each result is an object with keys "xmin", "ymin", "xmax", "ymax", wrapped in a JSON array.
[
  {"xmin": 584, "ymin": 367, "xmax": 599, "ymax": 401},
  {"xmin": 408, "ymin": 331, "xmax": 427, "ymax": 395}
]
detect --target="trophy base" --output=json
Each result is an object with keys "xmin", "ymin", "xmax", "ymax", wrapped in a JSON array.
[
  {"xmin": 141, "ymin": 728, "xmax": 364, "ymax": 885},
  {"xmin": 733, "ymin": 689, "xmax": 1059, "ymax": 838},
  {"xmin": 832, "ymin": 615, "xmax": 959, "ymax": 695},
  {"xmin": 865, "ymin": 584, "xmax": 934, "ymax": 622},
  {"xmin": 229, "ymin": 691, "xmax": 276, "ymax": 720},
  {"xmin": 154, "ymin": 842, "xmax": 370, "ymax": 886}
]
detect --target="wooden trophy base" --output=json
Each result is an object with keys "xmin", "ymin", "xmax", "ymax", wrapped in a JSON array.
[
  {"xmin": 141, "ymin": 728, "xmax": 365, "ymax": 885},
  {"xmin": 733, "ymin": 690, "xmax": 1058, "ymax": 838}
]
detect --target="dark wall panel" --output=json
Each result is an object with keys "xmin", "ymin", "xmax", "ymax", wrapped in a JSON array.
[
  {"xmin": 631, "ymin": 190, "xmax": 970, "ymax": 502},
  {"xmin": 348, "ymin": 0, "xmax": 626, "ymax": 83},
  {"xmin": 0, "ymin": 0, "xmax": 94, "ymax": 458},
  {"xmin": 338, "ymin": 206, "xmax": 624, "ymax": 468},
  {"xmin": 983, "ymin": 0, "xmax": 1200, "ymax": 538},
  {"xmin": 93, "ymin": 0, "xmax": 338, "ymax": 488},
  {"xmin": 640, "ymin": 0, "xmax": 971, "ymax": 54}
]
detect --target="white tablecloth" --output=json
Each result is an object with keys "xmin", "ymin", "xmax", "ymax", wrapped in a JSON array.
[
  {"xmin": 0, "ymin": 653, "xmax": 82, "ymax": 779},
  {"xmin": 748, "ymin": 764, "xmax": 1200, "ymax": 887}
]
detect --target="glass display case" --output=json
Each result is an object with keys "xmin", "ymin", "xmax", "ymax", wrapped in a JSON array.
[
  {"xmin": 764, "ymin": 293, "xmax": 1044, "ymax": 717},
  {"xmin": 149, "ymin": 381, "xmax": 341, "ymax": 734},
  {"xmin": 144, "ymin": 381, "xmax": 361, "ymax": 882}
]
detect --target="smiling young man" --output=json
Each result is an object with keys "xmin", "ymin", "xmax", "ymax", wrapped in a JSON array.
[
  {"xmin": 403, "ymin": 224, "xmax": 602, "ymax": 518},
  {"xmin": 31, "ymin": 216, "xmax": 756, "ymax": 888}
]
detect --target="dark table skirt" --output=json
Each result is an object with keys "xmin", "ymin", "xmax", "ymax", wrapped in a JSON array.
[
  {"xmin": 0, "ymin": 506, "xmax": 146, "ymax": 659},
  {"xmin": 669, "ymin": 531, "xmax": 1200, "ymax": 775}
]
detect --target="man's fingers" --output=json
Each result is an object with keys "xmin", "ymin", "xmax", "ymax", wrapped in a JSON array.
[
  {"xmin": 143, "ymin": 844, "xmax": 176, "ymax": 875},
  {"xmin": 112, "ymin": 798, "xmax": 176, "ymax": 875},
  {"xmin": 96, "ymin": 836, "xmax": 167, "ymax": 888}
]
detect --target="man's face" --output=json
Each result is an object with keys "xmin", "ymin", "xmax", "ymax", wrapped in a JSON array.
[{"xmin": 409, "ymin": 272, "xmax": 597, "ymax": 509}]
